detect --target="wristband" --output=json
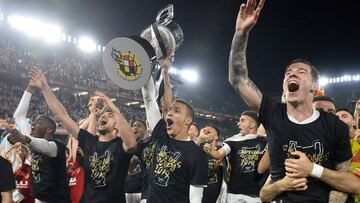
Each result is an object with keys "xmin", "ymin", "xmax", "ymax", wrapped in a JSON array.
[{"xmin": 311, "ymin": 163, "xmax": 324, "ymax": 178}]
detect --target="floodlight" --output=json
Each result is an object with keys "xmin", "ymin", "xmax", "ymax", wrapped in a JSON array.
[
  {"xmin": 78, "ymin": 36, "xmax": 96, "ymax": 52},
  {"xmin": 181, "ymin": 69, "xmax": 198, "ymax": 83}
]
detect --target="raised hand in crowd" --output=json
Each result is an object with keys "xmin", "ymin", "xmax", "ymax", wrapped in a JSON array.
[
  {"xmin": 28, "ymin": 66, "xmax": 48, "ymax": 90},
  {"xmin": 95, "ymin": 91, "xmax": 137, "ymax": 152},
  {"xmin": 228, "ymin": 0, "xmax": 265, "ymax": 112},
  {"xmin": 235, "ymin": 0, "xmax": 265, "ymax": 33},
  {"xmin": 94, "ymin": 92, "xmax": 120, "ymax": 114}
]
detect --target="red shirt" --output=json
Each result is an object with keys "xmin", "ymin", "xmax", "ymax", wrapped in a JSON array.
[
  {"xmin": 14, "ymin": 164, "xmax": 35, "ymax": 203},
  {"xmin": 69, "ymin": 166, "xmax": 84, "ymax": 203}
]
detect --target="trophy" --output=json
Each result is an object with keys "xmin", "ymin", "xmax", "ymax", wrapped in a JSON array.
[{"xmin": 102, "ymin": 4, "xmax": 183, "ymax": 90}]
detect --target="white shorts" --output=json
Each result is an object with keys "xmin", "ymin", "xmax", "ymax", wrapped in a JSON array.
[
  {"xmin": 125, "ymin": 193, "xmax": 142, "ymax": 203},
  {"xmin": 226, "ymin": 193, "xmax": 262, "ymax": 203}
]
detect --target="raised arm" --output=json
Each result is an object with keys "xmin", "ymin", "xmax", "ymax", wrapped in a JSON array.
[
  {"xmin": 86, "ymin": 97, "xmax": 98, "ymax": 135},
  {"xmin": 161, "ymin": 58, "xmax": 172, "ymax": 115},
  {"xmin": 13, "ymin": 81, "xmax": 35, "ymax": 136},
  {"xmin": 29, "ymin": 67, "xmax": 80, "ymax": 139},
  {"xmin": 142, "ymin": 77, "xmax": 162, "ymax": 132},
  {"xmin": 95, "ymin": 92, "xmax": 137, "ymax": 153},
  {"xmin": 228, "ymin": 0, "xmax": 265, "ymax": 111}
]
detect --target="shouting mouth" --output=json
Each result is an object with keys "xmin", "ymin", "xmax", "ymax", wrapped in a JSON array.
[
  {"xmin": 166, "ymin": 118, "xmax": 174, "ymax": 129},
  {"xmin": 99, "ymin": 119, "xmax": 107, "ymax": 126},
  {"xmin": 288, "ymin": 81, "xmax": 299, "ymax": 92}
]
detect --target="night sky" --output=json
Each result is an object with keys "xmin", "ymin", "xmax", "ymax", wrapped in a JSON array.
[{"xmin": 3, "ymin": 0, "xmax": 360, "ymax": 113}]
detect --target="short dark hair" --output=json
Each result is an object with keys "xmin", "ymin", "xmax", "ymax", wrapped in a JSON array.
[
  {"xmin": 205, "ymin": 124, "xmax": 220, "ymax": 138},
  {"xmin": 191, "ymin": 122, "xmax": 200, "ymax": 134},
  {"xmin": 135, "ymin": 120, "xmax": 147, "ymax": 128},
  {"xmin": 38, "ymin": 115, "xmax": 57, "ymax": 134},
  {"xmin": 241, "ymin": 110, "xmax": 260, "ymax": 128},
  {"xmin": 174, "ymin": 99, "xmax": 194, "ymax": 122},
  {"xmin": 286, "ymin": 58, "xmax": 319, "ymax": 82},
  {"xmin": 313, "ymin": 96, "xmax": 335, "ymax": 105},
  {"xmin": 336, "ymin": 108, "xmax": 354, "ymax": 118}
]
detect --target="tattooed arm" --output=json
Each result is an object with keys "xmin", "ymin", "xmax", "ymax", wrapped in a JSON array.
[
  {"xmin": 161, "ymin": 58, "xmax": 172, "ymax": 116},
  {"xmin": 327, "ymin": 160, "xmax": 350, "ymax": 203},
  {"xmin": 320, "ymin": 163, "xmax": 360, "ymax": 194},
  {"xmin": 228, "ymin": 0, "xmax": 265, "ymax": 112}
]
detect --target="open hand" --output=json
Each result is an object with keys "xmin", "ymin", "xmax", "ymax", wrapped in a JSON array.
[
  {"xmin": 235, "ymin": 0, "xmax": 265, "ymax": 33},
  {"xmin": 28, "ymin": 67, "xmax": 48, "ymax": 90},
  {"xmin": 95, "ymin": 92, "xmax": 120, "ymax": 113},
  {"xmin": 88, "ymin": 97, "xmax": 98, "ymax": 113},
  {"xmin": 285, "ymin": 151, "xmax": 313, "ymax": 178}
]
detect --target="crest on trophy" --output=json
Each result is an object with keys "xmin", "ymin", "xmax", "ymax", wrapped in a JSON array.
[{"xmin": 103, "ymin": 4, "xmax": 183, "ymax": 90}]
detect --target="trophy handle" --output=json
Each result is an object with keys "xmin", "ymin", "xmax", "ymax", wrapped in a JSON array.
[{"xmin": 156, "ymin": 4, "xmax": 174, "ymax": 26}]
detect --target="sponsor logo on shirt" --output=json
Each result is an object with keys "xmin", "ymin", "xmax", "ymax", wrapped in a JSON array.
[
  {"xmin": 208, "ymin": 159, "xmax": 222, "ymax": 184},
  {"xmin": 283, "ymin": 140, "xmax": 329, "ymax": 164},
  {"xmin": 31, "ymin": 154, "xmax": 43, "ymax": 183},
  {"xmin": 154, "ymin": 146, "xmax": 182, "ymax": 186},
  {"xmin": 69, "ymin": 177, "xmax": 77, "ymax": 186},
  {"xmin": 238, "ymin": 145, "xmax": 263, "ymax": 173},
  {"xmin": 89, "ymin": 150, "xmax": 113, "ymax": 187},
  {"xmin": 16, "ymin": 180, "xmax": 29, "ymax": 189},
  {"xmin": 143, "ymin": 144, "xmax": 155, "ymax": 169}
]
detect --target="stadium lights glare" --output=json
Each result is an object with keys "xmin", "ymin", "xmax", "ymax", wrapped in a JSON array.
[
  {"xmin": 51, "ymin": 87, "xmax": 60, "ymax": 92},
  {"xmin": 180, "ymin": 69, "xmax": 199, "ymax": 83},
  {"xmin": 125, "ymin": 101, "xmax": 140, "ymax": 106},
  {"xmin": 77, "ymin": 91, "xmax": 88, "ymax": 96},
  {"xmin": 78, "ymin": 37, "xmax": 96, "ymax": 52},
  {"xmin": 8, "ymin": 15, "xmax": 62, "ymax": 43},
  {"xmin": 319, "ymin": 74, "xmax": 360, "ymax": 87}
]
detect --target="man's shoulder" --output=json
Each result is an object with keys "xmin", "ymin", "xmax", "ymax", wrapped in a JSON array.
[
  {"xmin": 318, "ymin": 110, "xmax": 347, "ymax": 130},
  {"xmin": 224, "ymin": 134, "xmax": 241, "ymax": 142}
]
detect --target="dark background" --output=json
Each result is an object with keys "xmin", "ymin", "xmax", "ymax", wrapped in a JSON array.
[{"xmin": 2, "ymin": 0, "xmax": 360, "ymax": 113}]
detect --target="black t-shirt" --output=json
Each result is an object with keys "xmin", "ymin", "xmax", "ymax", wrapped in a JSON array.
[
  {"xmin": 202, "ymin": 153, "xmax": 223, "ymax": 203},
  {"xmin": 147, "ymin": 119, "xmax": 208, "ymax": 203},
  {"xmin": 135, "ymin": 137, "xmax": 155, "ymax": 200},
  {"xmin": 259, "ymin": 95, "xmax": 352, "ymax": 202},
  {"xmin": 30, "ymin": 139, "xmax": 71, "ymax": 203},
  {"xmin": 224, "ymin": 135, "xmax": 268, "ymax": 196},
  {"xmin": 78, "ymin": 129, "xmax": 133, "ymax": 203},
  {"xmin": 0, "ymin": 156, "xmax": 16, "ymax": 202},
  {"xmin": 125, "ymin": 155, "xmax": 144, "ymax": 194}
]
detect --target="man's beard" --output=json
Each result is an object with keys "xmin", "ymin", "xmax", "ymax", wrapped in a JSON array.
[{"xmin": 98, "ymin": 128, "xmax": 108, "ymax": 136}]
